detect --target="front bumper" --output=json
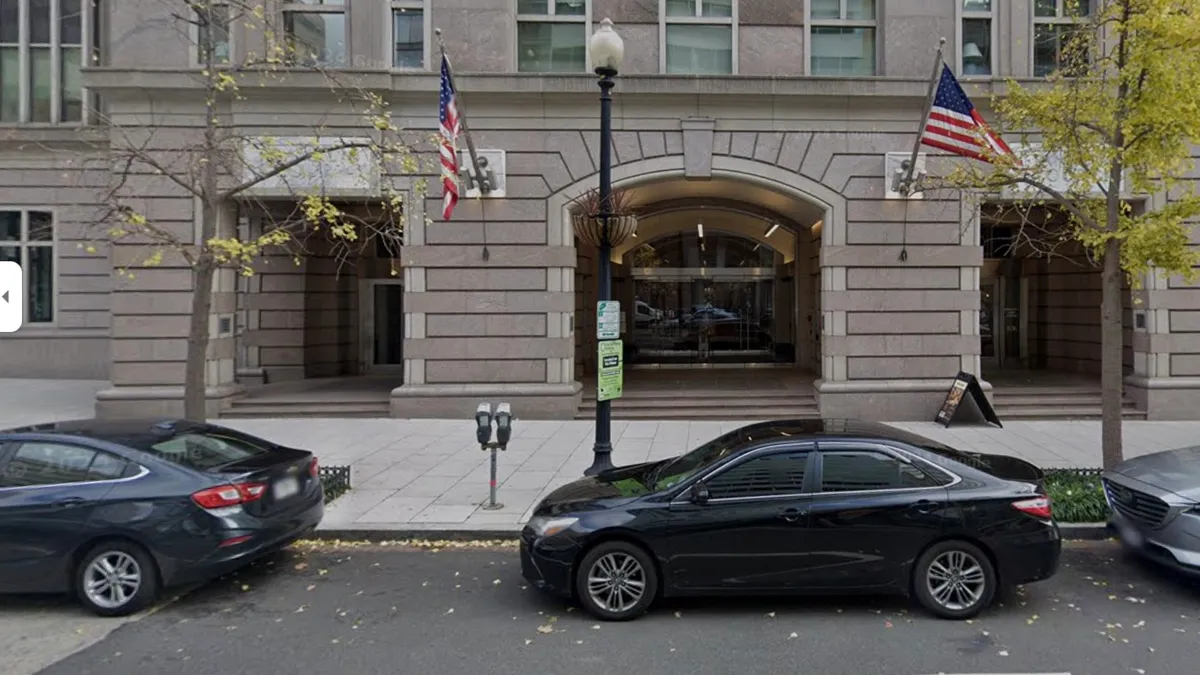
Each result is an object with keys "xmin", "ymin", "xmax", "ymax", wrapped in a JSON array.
[
  {"xmin": 1110, "ymin": 509, "xmax": 1200, "ymax": 578},
  {"xmin": 519, "ymin": 530, "xmax": 577, "ymax": 599},
  {"xmin": 159, "ymin": 497, "xmax": 325, "ymax": 587}
]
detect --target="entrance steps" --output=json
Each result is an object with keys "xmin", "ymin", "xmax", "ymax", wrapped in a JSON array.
[
  {"xmin": 576, "ymin": 388, "xmax": 820, "ymax": 421},
  {"xmin": 989, "ymin": 385, "xmax": 1145, "ymax": 421},
  {"xmin": 221, "ymin": 396, "xmax": 391, "ymax": 419}
]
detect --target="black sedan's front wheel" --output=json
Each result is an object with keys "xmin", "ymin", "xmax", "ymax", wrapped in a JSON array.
[
  {"xmin": 574, "ymin": 541, "xmax": 658, "ymax": 621},
  {"xmin": 913, "ymin": 540, "xmax": 996, "ymax": 620},
  {"xmin": 74, "ymin": 540, "xmax": 160, "ymax": 617}
]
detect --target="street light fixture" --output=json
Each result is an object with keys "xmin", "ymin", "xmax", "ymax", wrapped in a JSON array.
[{"xmin": 585, "ymin": 18, "xmax": 624, "ymax": 477}]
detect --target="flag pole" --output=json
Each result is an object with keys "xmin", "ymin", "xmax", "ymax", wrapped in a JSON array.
[
  {"xmin": 900, "ymin": 37, "xmax": 947, "ymax": 196},
  {"xmin": 434, "ymin": 28, "xmax": 489, "ymax": 194}
]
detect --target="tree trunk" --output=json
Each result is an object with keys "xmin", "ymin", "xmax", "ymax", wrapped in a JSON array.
[
  {"xmin": 1099, "ymin": 236, "xmax": 1124, "ymax": 470},
  {"xmin": 184, "ymin": 259, "xmax": 216, "ymax": 421}
]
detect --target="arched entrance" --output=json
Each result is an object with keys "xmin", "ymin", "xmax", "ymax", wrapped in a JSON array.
[{"xmin": 552, "ymin": 156, "xmax": 843, "ymax": 409}]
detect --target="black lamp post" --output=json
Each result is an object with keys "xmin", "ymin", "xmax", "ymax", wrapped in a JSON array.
[{"xmin": 585, "ymin": 18, "xmax": 624, "ymax": 477}]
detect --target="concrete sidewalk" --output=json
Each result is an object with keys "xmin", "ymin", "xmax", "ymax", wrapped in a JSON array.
[{"xmin": 219, "ymin": 418, "xmax": 1200, "ymax": 534}]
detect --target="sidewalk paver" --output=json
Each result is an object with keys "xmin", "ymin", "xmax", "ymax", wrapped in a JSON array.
[{"xmin": 218, "ymin": 418, "xmax": 1200, "ymax": 535}]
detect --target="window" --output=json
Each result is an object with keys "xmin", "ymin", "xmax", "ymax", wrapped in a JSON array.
[
  {"xmin": 809, "ymin": 0, "xmax": 876, "ymax": 76},
  {"xmin": 0, "ymin": 0, "xmax": 95, "ymax": 123},
  {"xmin": 194, "ymin": 1, "xmax": 231, "ymax": 65},
  {"xmin": 391, "ymin": 1, "xmax": 426, "ymax": 69},
  {"xmin": 662, "ymin": 0, "xmax": 734, "ymax": 75},
  {"xmin": 146, "ymin": 431, "xmax": 270, "ymax": 471},
  {"xmin": 1033, "ymin": 0, "xmax": 1091, "ymax": 77},
  {"xmin": 960, "ymin": 0, "xmax": 992, "ymax": 76},
  {"xmin": 0, "ymin": 209, "xmax": 55, "ymax": 324},
  {"xmin": 0, "ymin": 442, "xmax": 132, "ymax": 487},
  {"xmin": 819, "ymin": 449, "xmax": 944, "ymax": 493},
  {"xmin": 706, "ymin": 449, "xmax": 810, "ymax": 499},
  {"xmin": 281, "ymin": 0, "xmax": 347, "ymax": 67},
  {"xmin": 516, "ymin": 0, "xmax": 588, "ymax": 73}
]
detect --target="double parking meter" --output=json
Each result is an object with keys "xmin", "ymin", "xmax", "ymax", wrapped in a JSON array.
[{"xmin": 474, "ymin": 401, "xmax": 513, "ymax": 510}]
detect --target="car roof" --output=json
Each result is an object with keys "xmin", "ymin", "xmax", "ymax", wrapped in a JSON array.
[
  {"xmin": 0, "ymin": 418, "xmax": 198, "ymax": 447},
  {"xmin": 733, "ymin": 419, "xmax": 952, "ymax": 449}
]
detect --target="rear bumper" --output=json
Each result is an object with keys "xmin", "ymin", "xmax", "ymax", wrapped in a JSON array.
[
  {"xmin": 990, "ymin": 524, "xmax": 1062, "ymax": 586},
  {"xmin": 519, "ymin": 530, "xmax": 577, "ymax": 599},
  {"xmin": 1110, "ymin": 510, "xmax": 1200, "ymax": 578},
  {"xmin": 159, "ymin": 497, "xmax": 325, "ymax": 587}
]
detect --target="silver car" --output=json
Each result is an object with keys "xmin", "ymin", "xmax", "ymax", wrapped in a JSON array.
[{"xmin": 1103, "ymin": 446, "xmax": 1200, "ymax": 577}]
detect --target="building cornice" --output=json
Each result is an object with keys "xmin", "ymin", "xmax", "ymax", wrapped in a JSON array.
[{"xmin": 81, "ymin": 67, "xmax": 1033, "ymax": 101}]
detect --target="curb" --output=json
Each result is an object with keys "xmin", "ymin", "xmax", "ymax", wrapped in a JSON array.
[
  {"xmin": 1059, "ymin": 522, "xmax": 1113, "ymax": 541},
  {"xmin": 310, "ymin": 528, "xmax": 522, "ymax": 542},
  {"xmin": 307, "ymin": 522, "xmax": 1115, "ymax": 543}
]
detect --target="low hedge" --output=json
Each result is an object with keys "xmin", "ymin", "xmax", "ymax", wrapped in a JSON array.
[{"xmin": 1044, "ymin": 468, "xmax": 1110, "ymax": 523}]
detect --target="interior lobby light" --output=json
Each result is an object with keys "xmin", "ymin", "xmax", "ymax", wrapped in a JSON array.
[
  {"xmin": 764, "ymin": 223, "xmax": 779, "ymax": 238},
  {"xmin": 697, "ymin": 223, "xmax": 704, "ymax": 238}
]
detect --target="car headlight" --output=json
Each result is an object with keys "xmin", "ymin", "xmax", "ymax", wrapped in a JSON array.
[{"xmin": 527, "ymin": 516, "xmax": 578, "ymax": 538}]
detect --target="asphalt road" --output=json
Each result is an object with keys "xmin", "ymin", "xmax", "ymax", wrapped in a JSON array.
[{"xmin": 27, "ymin": 540, "xmax": 1200, "ymax": 675}]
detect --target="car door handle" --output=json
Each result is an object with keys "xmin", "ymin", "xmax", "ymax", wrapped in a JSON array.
[
  {"xmin": 778, "ymin": 507, "xmax": 807, "ymax": 523},
  {"xmin": 53, "ymin": 497, "xmax": 87, "ymax": 508},
  {"xmin": 909, "ymin": 499, "xmax": 939, "ymax": 514}
]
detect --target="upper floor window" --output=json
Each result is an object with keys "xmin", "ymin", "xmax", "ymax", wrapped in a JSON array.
[
  {"xmin": 809, "ymin": 0, "xmax": 875, "ymax": 76},
  {"xmin": 0, "ymin": 209, "xmax": 55, "ymax": 324},
  {"xmin": 282, "ymin": 0, "xmax": 347, "ymax": 67},
  {"xmin": 193, "ymin": 1, "xmax": 231, "ymax": 65},
  {"xmin": 1033, "ymin": 0, "xmax": 1091, "ymax": 77},
  {"xmin": 0, "ymin": 0, "xmax": 95, "ymax": 124},
  {"xmin": 960, "ymin": 0, "xmax": 993, "ymax": 76},
  {"xmin": 516, "ymin": 0, "xmax": 588, "ymax": 73},
  {"xmin": 391, "ymin": 0, "xmax": 426, "ymax": 69},
  {"xmin": 662, "ymin": 0, "xmax": 734, "ymax": 75}
]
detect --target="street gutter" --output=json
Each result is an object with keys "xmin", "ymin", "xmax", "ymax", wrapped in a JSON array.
[{"xmin": 307, "ymin": 522, "xmax": 1114, "ymax": 543}]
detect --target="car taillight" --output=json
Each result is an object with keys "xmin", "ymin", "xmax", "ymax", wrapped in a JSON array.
[
  {"xmin": 309, "ymin": 456, "xmax": 319, "ymax": 478},
  {"xmin": 1012, "ymin": 496, "xmax": 1053, "ymax": 519},
  {"xmin": 192, "ymin": 482, "xmax": 267, "ymax": 510}
]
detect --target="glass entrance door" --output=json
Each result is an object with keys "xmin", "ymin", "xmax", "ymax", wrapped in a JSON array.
[{"xmin": 630, "ymin": 277, "xmax": 778, "ymax": 365}]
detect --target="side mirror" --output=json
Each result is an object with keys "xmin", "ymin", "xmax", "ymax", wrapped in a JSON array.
[{"xmin": 691, "ymin": 482, "xmax": 710, "ymax": 505}]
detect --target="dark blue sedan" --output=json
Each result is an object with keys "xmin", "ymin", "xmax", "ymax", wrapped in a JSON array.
[{"xmin": 0, "ymin": 419, "xmax": 324, "ymax": 616}]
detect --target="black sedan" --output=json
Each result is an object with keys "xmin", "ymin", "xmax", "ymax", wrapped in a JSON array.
[
  {"xmin": 520, "ymin": 419, "xmax": 1060, "ymax": 621},
  {"xmin": 0, "ymin": 418, "xmax": 324, "ymax": 616}
]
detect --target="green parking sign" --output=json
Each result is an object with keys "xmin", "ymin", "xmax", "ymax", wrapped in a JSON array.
[{"xmin": 597, "ymin": 339, "xmax": 623, "ymax": 402}]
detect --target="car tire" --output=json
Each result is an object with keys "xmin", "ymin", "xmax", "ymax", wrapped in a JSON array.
[
  {"xmin": 912, "ymin": 539, "xmax": 996, "ymax": 620},
  {"xmin": 574, "ymin": 540, "xmax": 658, "ymax": 622},
  {"xmin": 74, "ymin": 540, "xmax": 160, "ymax": 618}
]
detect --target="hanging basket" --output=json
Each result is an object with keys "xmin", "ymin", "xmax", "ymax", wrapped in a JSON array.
[{"xmin": 572, "ymin": 214, "xmax": 638, "ymax": 248}]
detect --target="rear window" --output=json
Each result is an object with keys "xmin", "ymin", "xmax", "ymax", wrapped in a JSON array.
[{"xmin": 141, "ymin": 432, "xmax": 271, "ymax": 471}]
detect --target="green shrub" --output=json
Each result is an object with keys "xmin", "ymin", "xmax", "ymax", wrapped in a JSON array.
[{"xmin": 1044, "ymin": 470, "xmax": 1110, "ymax": 523}]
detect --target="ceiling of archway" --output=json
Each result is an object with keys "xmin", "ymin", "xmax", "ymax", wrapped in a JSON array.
[
  {"xmin": 626, "ymin": 178, "xmax": 826, "ymax": 227},
  {"xmin": 615, "ymin": 209, "xmax": 799, "ymax": 263}
]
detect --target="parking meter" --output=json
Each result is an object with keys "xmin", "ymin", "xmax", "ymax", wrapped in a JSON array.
[
  {"xmin": 494, "ymin": 403, "xmax": 513, "ymax": 446},
  {"xmin": 475, "ymin": 403, "xmax": 494, "ymax": 445}
]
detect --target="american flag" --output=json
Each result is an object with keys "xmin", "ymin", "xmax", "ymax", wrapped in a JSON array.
[
  {"xmin": 439, "ymin": 54, "xmax": 461, "ymax": 220},
  {"xmin": 920, "ymin": 64, "xmax": 1014, "ymax": 163}
]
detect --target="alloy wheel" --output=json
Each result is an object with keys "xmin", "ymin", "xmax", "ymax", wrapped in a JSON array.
[
  {"xmin": 586, "ymin": 552, "xmax": 647, "ymax": 613},
  {"xmin": 925, "ymin": 549, "xmax": 987, "ymax": 612},
  {"xmin": 83, "ymin": 551, "xmax": 143, "ymax": 610}
]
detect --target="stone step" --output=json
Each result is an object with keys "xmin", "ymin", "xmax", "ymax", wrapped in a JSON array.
[
  {"xmin": 220, "ymin": 399, "xmax": 391, "ymax": 419},
  {"xmin": 581, "ymin": 389, "xmax": 815, "ymax": 402},
  {"xmin": 575, "ymin": 406, "xmax": 822, "ymax": 421}
]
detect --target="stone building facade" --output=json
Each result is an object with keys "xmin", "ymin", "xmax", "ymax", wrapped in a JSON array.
[{"xmin": 1, "ymin": 0, "xmax": 1197, "ymax": 420}]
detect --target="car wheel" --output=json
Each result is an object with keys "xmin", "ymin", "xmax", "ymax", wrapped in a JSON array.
[
  {"xmin": 74, "ymin": 541, "xmax": 160, "ymax": 618},
  {"xmin": 574, "ymin": 541, "xmax": 658, "ymax": 622},
  {"xmin": 913, "ymin": 540, "xmax": 996, "ymax": 620}
]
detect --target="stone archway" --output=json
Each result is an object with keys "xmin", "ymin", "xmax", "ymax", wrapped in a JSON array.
[{"xmin": 546, "ymin": 154, "xmax": 848, "ymax": 390}]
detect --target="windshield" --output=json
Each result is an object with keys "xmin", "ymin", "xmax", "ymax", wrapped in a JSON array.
[{"xmin": 138, "ymin": 431, "xmax": 271, "ymax": 471}]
